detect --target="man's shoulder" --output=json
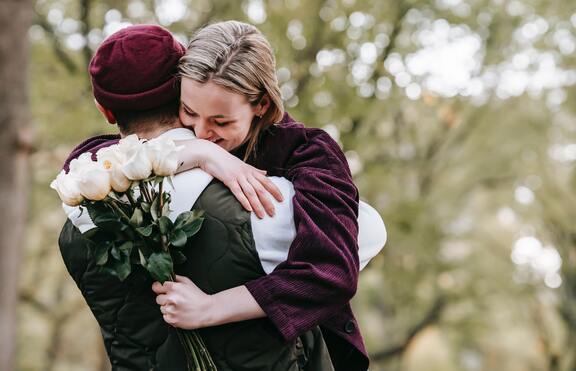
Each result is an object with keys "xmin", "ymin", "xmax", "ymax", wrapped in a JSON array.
[
  {"xmin": 194, "ymin": 181, "xmax": 250, "ymax": 226},
  {"xmin": 63, "ymin": 134, "xmax": 120, "ymax": 172}
]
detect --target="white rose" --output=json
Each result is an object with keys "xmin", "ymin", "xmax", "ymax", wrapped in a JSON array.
[
  {"xmin": 146, "ymin": 136, "xmax": 184, "ymax": 176},
  {"xmin": 70, "ymin": 153, "xmax": 112, "ymax": 201},
  {"xmin": 122, "ymin": 145, "xmax": 153, "ymax": 180},
  {"xmin": 115, "ymin": 134, "xmax": 153, "ymax": 180},
  {"xmin": 69, "ymin": 152, "xmax": 94, "ymax": 173},
  {"xmin": 50, "ymin": 170, "xmax": 84, "ymax": 206},
  {"xmin": 97, "ymin": 145, "xmax": 132, "ymax": 192}
]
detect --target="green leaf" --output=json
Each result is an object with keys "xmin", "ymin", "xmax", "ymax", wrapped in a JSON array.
[
  {"xmin": 94, "ymin": 244, "xmax": 108, "ymax": 265},
  {"xmin": 171, "ymin": 250, "xmax": 187, "ymax": 264},
  {"xmin": 141, "ymin": 202, "xmax": 151, "ymax": 213},
  {"xmin": 114, "ymin": 256, "xmax": 132, "ymax": 281},
  {"xmin": 174, "ymin": 209, "xmax": 203, "ymax": 229},
  {"xmin": 136, "ymin": 224, "xmax": 154, "ymax": 237},
  {"xmin": 138, "ymin": 249, "xmax": 147, "ymax": 266},
  {"xmin": 169, "ymin": 229, "xmax": 188, "ymax": 247},
  {"xmin": 158, "ymin": 216, "xmax": 173, "ymax": 235},
  {"xmin": 93, "ymin": 213, "xmax": 119, "ymax": 225},
  {"xmin": 85, "ymin": 201, "xmax": 111, "ymax": 221},
  {"xmin": 162, "ymin": 198, "xmax": 171, "ymax": 216},
  {"xmin": 130, "ymin": 208, "xmax": 144, "ymax": 226},
  {"xmin": 145, "ymin": 252, "xmax": 173, "ymax": 283},
  {"xmin": 151, "ymin": 195, "xmax": 160, "ymax": 221},
  {"xmin": 111, "ymin": 245, "xmax": 121, "ymax": 260},
  {"xmin": 173, "ymin": 211, "xmax": 195, "ymax": 230},
  {"xmin": 165, "ymin": 175, "xmax": 175, "ymax": 191},
  {"xmin": 181, "ymin": 217, "xmax": 204, "ymax": 237},
  {"xmin": 118, "ymin": 241, "xmax": 133, "ymax": 256},
  {"xmin": 82, "ymin": 227, "xmax": 99, "ymax": 240}
]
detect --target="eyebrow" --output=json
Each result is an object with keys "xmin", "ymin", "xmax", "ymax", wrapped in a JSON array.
[{"xmin": 180, "ymin": 101, "xmax": 229, "ymax": 119}]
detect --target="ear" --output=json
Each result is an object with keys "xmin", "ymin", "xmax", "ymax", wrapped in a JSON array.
[
  {"xmin": 254, "ymin": 94, "xmax": 271, "ymax": 117},
  {"xmin": 94, "ymin": 99, "xmax": 117, "ymax": 125}
]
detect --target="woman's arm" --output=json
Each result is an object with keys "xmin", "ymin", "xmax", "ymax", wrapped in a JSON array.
[
  {"xmin": 176, "ymin": 138, "xmax": 283, "ymax": 218},
  {"xmin": 154, "ymin": 126, "xmax": 360, "ymax": 339},
  {"xmin": 152, "ymin": 275, "xmax": 265, "ymax": 329}
]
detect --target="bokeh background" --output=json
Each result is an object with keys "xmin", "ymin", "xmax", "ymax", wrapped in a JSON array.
[{"xmin": 1, "ymin": 0, "xmax": 575, "ymax": 370}]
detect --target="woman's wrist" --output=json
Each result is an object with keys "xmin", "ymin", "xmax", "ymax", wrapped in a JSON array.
[
  {"xmin": 176, "ymin": 139, "xmax": 216, "ymax": 172},
  {"xmin": 206, "ymin": 285, "xmax": 266, "ymax": 327}
]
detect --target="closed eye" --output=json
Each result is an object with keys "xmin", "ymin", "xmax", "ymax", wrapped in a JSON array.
[
  {"xmin": 183, "ymin": 107, "xmax": 198, "ymax": 117},
  {"xmin": 214, "ymin": 121, "xmax": 232, "ymax": 127}
]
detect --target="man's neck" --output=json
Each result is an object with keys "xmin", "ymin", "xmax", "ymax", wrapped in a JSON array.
[{"xmin": 120, "ymin": 124, "xmax": 182, "ymax": 140}]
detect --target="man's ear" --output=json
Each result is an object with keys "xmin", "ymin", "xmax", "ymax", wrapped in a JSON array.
[{"xmin": 94, "ymin": 99, "xmax": 117, "ymax": 125}]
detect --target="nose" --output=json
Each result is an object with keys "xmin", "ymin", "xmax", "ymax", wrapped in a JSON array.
[{"xmin": 193, "ymin": 121, "xmax": 211, "ymax": 139}]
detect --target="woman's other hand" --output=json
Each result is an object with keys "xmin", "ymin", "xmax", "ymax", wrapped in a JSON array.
[
  {"xmin": 152, "ymin": 275, "xmax": 214, "ymax": 329},
  {"xmin": 176, "ymin": 139, "xmax": 283, "ymax": 218}
]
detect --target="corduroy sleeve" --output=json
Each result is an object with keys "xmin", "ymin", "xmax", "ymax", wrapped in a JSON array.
[{"xmin": 244, "ymin": 129, "xmax": 360, "ymax": 341}]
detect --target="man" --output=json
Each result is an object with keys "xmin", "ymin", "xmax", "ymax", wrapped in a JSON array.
[{"xmin": 59, "ymin": 25, "xmax": 385, "ymax": 370}]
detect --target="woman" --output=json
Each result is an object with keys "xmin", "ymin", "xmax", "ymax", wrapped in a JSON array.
[{"xmin": 153, "ymin": 21, "xmax": 372, "ymax": 370}]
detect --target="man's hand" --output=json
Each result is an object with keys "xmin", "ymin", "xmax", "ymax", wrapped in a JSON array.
[{"xmin": 176, "ymin": 139, "xmax": 284, "ymax": 218}]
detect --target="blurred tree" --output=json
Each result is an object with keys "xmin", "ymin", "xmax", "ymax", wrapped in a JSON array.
[
  {"xmin": 21, "ymin": 0, "xmax": 576, "ymax": 370},
  {"xmin": 0, "ymin": 1, "xmax": 34, "ymax": 370}
]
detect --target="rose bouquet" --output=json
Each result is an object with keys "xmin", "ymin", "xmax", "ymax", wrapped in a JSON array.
[{"xmin": 51, "ymin": 134, "xmax": 216, "ymax": 371}]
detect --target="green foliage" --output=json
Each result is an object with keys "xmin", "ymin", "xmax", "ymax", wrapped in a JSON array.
[
  {"xmin": 22, "ymin": 0, "xmax": 576, "ymax": 370},
  {"xmin": 145, "ymin": 251, "xmax": 173, "ymax": 284},
  {"xmin": 77, "ymin": 178, "xmax": 205, "ymax": 284}
]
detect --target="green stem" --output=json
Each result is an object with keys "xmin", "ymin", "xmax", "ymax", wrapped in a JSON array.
[
  {"xmin": 140, "ymin": 180, "xmax": 152, "ymax": 203},
  {"xmin": 158, "ymin": 177, "xmax": 164, "ymax": 216},
  {"xmin": 168, "ymin": 271, "xmax": 216, "ymax": 370},
  {"xmin": 176, "ymin": 329, "xmax": 198, "ymax": 371},
  {"xmin": 125, "ymin": 189, "xmax": 137, "ymax": 208},
  {"xmin": 104, "ymin": 197, "xmax": 131, "ymax": 223}
]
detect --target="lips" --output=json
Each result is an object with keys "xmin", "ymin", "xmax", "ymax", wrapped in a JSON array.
[{"xmin": 208, "ymin": 138, "xmax": 224, "ymax": 146}]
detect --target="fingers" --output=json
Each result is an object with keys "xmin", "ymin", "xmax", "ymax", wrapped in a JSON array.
[
  {"xmin": 248, "ymin": 175, "xmax": 275, "ymax": 217},
  {"xmin": 175, "ymin": 275, "xmax": 192, "ymax": 284},
  {"xmin": 156, "ymin": 294, "xmax": 168, "ymax": 306},
  {"xmin": 152, "ymin": 281, "xmax": 169, "ymax": 294},
  {"xmin": 227, "ymin": 181, "xmax": 253, "ymax": 213},
  {"xmin": 163, "ymin": 313, "xmax": 176, "ymax": 326},
  {"xmin": 239, "ymin": 177, "xmax": 265, "ymax": 218},
  {"xmin": 254, "ymin": 172, "xmax": 284, "ymax": 202}
]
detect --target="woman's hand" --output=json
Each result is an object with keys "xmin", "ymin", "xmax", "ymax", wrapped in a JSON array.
[
  {"xmin": 152, "ymin": 275, "xmax": 215, "ymax": 329},
  {"xmin": 176, "ymin": 139, "xmax": 283, "ymax": 218},
  {"xmin": 152, "ymin": 275, "xmax": 266, "ymax": 329}
]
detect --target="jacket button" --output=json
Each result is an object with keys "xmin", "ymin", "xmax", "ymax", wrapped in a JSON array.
[{"xmin": 344, "ymin": 320, "xmax": 356, "ymax": 334}]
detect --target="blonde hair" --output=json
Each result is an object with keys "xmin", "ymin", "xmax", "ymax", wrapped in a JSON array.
[{"xmin": 178, "ymin": 20, "xmax": 284, "ymax": 159}]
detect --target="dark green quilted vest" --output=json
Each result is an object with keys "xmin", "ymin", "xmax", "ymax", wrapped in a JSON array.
[{"xmin": 59, "ymin": 181, "xmax": 333, "ymax": 370}]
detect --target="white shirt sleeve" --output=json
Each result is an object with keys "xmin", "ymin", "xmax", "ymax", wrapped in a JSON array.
[
  {"xmin": 166, "ymin": 169, "xmax": 214, "ymax": 221},
  {"xmin": 62, "ymin": 204, "xmax": 96, "ymax": 233},
  {"xmin": 358, "ymin": 200, "xmax": 387, "ymax": 270},
  {"xmin": 251, "ymin": 178, "xmax": 386, "ymax": 273},
  {"xmin": 250, "ymin": 177, "xmax": 296, "ymax": 274}
]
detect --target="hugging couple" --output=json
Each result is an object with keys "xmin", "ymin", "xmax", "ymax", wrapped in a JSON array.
[{"xmin": 58, "ymin": 20, "xmax": 386, "ymax": 371}]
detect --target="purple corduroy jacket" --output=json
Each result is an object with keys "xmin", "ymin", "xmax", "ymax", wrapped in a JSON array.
[{"xmin": 63, "ymin": 113, "xmax": 368, "ymax": 371}]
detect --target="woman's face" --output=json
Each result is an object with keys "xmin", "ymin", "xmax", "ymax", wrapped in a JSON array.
[{"xmin": 179, "ymin": 78, "xmax": 264, "ymax": 152}]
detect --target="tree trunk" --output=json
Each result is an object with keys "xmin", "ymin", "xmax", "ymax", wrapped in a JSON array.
[{"xmin": 0, "ymin": 1, "xmax": 33, "ymax": 370}]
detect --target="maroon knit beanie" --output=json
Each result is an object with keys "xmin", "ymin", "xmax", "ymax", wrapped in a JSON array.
[{"xmin": 89, "ymin": 25, "xmax": 186, "ymax": 112}]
